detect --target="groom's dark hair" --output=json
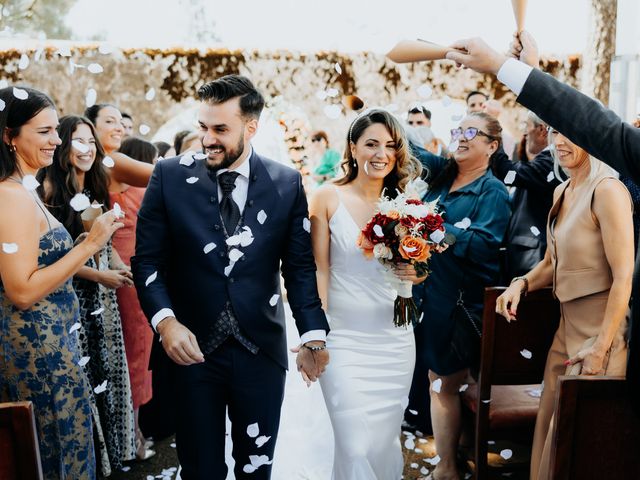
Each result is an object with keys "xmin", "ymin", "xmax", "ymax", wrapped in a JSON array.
[{"xmin": 197, "ymin": 75, "xmax": 265, "ymax": 120}]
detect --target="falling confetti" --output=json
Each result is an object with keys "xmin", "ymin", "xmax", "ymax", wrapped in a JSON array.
[
  {"xmin": 520, "ymin": 349, "xmax": 533, "ymax": 359},
  {"xmin": 269, "ymin": 294, "xmax": 280, "ymax": 306},
  {"xmin": 432, "ymin": 378, "xmax": 442, "ymax": 393},
  {"xmin": 547, "ymin": 171, "xmax": 555, "ymax": 182},
  {"xmin": 404, "ymin": 438, "xmax": 416, "ymax": 450},
  {"xmin": 408, "ymin": 409, "xmax": 418, "ymax": 415},
  {"xmin": 448, "ymin": 140, "xmax": 459, "ymax": 152},
  {"xmin": 70, "ymin": 193, "xmax": 91, "ymax": 212},
  {"xmin": 102, "ymin": 156, "xmax": 115, "ymax": 168},
  {"xmin": 303, "ymin": 218, "xmax": 311, "ymax": 233},
  {"xmin": 224, "ymin": 262, "xmax": 235, "ymax": 277},
  {"xmin": 90, "ymin": 307, "xmax": 104, "ymax": 316},
  {"xmin": 85, "ymin": 88, "xmax": 97, "ymax": 108},
  {"xmin": 454, "ymin": 217, "xmax": 471, "ymax": 230},
  {"xmin": 78, "ymin": 356, "xmax": 91, "ymax": 367},
  {"xmin": 429, "ymin": 230, "xmax": 445, "ymax": 243},
  {"xmin": 228, "ymin": 249, "xmax": 243, "ymax": 262},
  {"xmin": 193, "ymin": 152, "xmax": 207, "ymax": 160},
  {"xmin": 0, "ymin": 99, "xmax": 5, "ymax": 111},
  {"xmin": 113, "ymin": 202, "xmax": 124, "ymax": 218},
  {"xmin": 326, "ymin": 88, "xmax": 339, "ymax": 98},
  {"xmin": 87, "ymin": 63, "xmax": 103, "ymax": 74},
  {"xmin": 139, "ymin": 124, "xmax": 151, "ymax": 135},
  {"xmin": 530, "ymin": 226, "xmax": 541, "ymax": 236},
  {"xmin": 504, "ymin": 170, "xmax": 517, "ymax": 185},
  {"xmin": 2, "ymin": 243, "xmax": 18, "ymax": 254},
  {"xmin": 334, "ymin": 62, "xmax": 342, "ymax": 74},
  {"xmin": 247, "ymin": 423, "xmax": 259, "ymax": 438},
  {"xmin": 22, "ymin": 175, "xmax": 40, "ymax": 191},
  {"xmin": 94, "ymin": 380, "xmax": 108, "ymax": 394},
  {"xmin": 69, "ymin": 322, "xmax": 81, "ymax": 334},
  {"xmin": 255, "ymin": 435, "xmax": 271, "ymax": 448},
  {"xmin": 71, "ymin": 140, "xmax": 90, "ymax": 154},
  {"xmin": 373, "ymin": 224, "xmax": 384, "ymax": 237},
  {"xmin": 145, "ymin": 271, "xmax": 158, "ymax": 287},
  {"xmin": 500, "ymin": 449, "xmax": 513, "ymax": 460},
  {"xmin": 56, "ymin": 46, "xmax": 72, "ymax": 57},
  {"xmin": 13, "ymin": 87, "xmax": 28, "ymax": 100},
  {"xmin": 186, "ymin": 177, "xmax": 199, "ymax": 184},
  {"xmin": 203, "ymin": 242, "xmax": 216, "ymax": 254},
  {"xmin": 145, "ymin": 88, "xmax": 156, "ymax": 101},
  {"xmin": 425, "ymin": 454, "xmax": 441, "ymax": 465},
  {"xmin": 459, "ymin": 384, "xmax": 469, "ymax": 392},
  {"xmin": 18, "ymin": 53, "xmax": 29, "ymax": 70},
  {"xmin": 179, "ymin": 153, "xmax": 195, "ymax": 166}
]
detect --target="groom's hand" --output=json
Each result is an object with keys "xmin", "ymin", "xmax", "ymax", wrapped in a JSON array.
[
  {"xmin": 292, "ymin": 341, "xmax": 329, "ymax": 387},
  {"xmin": 445, "ymin": 37, "xmax": 508, "ymax": 75},
  {"xmin": 157, "ymin": 317, "xmax": 205, "ymax": 366}
]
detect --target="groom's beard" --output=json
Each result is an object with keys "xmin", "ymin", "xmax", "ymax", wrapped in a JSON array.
[{"xmin": 204, "ymin": 130, "xmax": 245, "ymax": 172}]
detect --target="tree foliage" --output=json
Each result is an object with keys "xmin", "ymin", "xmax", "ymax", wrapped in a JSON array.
[{"xmin": 0, "ymin": 0, "xmax": 78, "ymax": 39}]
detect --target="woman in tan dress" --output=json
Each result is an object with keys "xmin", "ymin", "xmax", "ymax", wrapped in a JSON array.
[{"xmin": 496, "ymin": 128, "xmax": 634, "ymax": 480}]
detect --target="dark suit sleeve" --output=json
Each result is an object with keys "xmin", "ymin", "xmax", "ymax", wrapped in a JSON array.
[
  {"xmin": 280, "ymin": 173, "xmax": 329, "ymax": 336},
  {"xmin": 131, "ymin": 161, "xmax": 174, "ymax": 323},
  {"xmin": 492, "ymin": 147, "xmax": 559, "ymax": 193},
  {"xmin": 518, "ymin": 68, "xmax": 640, "ymax": 182}
]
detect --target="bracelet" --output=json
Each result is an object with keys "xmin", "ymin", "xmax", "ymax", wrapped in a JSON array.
[
  {"xmin": 302, "ymin": 343, "xmax": 327, "ymax": 352},
  {"xmin": 511, "ymin": 276, "xmax": 529, "ymax": 296}
]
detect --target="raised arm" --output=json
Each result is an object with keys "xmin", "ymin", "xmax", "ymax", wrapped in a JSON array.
[{"xmin": 109, "ymin": 151, "xmax": 154, "ymax": 188}]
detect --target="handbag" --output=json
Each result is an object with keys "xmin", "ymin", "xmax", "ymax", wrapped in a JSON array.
[{"xmin": 449, "ymin": 290, "xmax": 483, "ymax": 368}]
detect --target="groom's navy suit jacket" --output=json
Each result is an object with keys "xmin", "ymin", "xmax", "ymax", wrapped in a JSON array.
[
  {"xmin": 131, "ymin": 151, "xmax": 329, "ymax": 369},
  {"xmin": 515, "ymin": 68, "xmax": 640, "ymax": 405}
]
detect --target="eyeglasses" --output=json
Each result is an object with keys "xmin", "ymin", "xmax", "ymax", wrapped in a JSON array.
[{"xmin": 450, "ymin": 127, "xmax": 496, "ymax": 142}]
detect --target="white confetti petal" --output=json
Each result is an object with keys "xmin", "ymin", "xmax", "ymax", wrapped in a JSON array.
[
  {"xmin": 429, "ymin": 230, "xmax": 445, "ymax": 243},
  {"xmin": 239, "ymin": 227, "xmax": 254, "ymax": 247},
  {"xmin": 326, "ymin": 88, "xmax": 339, "ymax": 98},
  {"xmin": 186, "ymin": 176, "xmax": 199, "ymax": 184},
  {"xmin": 426, "ymin": 454, "xmax": 441, "ymax": 465},
  {"xmin": 224, "ymin": 262, "xmax": 235, "ymax": 277},
  {"xmin": 255, "ymin": 435, "xmax": 271, "ymax": 448},
  {"xmin": 410, "ymin": 462, "xmax": 419, "ymax": 469},
  {"xmin": 12, "ymin": 87, "xmax": 28, "ymax": 100},
  {"xmin": 21, "ymin": 175, "xmax": 39, "ymax": 191},
  {"xmin": 34, "ymin": 47, "xmax": 44, "ymax": 62},
  {"xmin": 503, "ymin": 170, "xmax": 517, "ymax": 185},
  {"xmin": 408, "ymin": 409, "xmax": 418, "ymax": 415},
  {"xmin": 334, "ymin": 62, "xmax": 342, "ymax": 74},
  {"xmin": 90, "ymin": 307, "xmax": 104, "ymax": 316},
  {"xmin": 78, "ymin": 356, "xmax": 91, "ymax": 367},
  {"xmin": 500, "ymin": 449, "xmax": 513, "ymax": 460},
  {"xmin": 418, "ymin": 438, "xmax": 428, "ymax": 444},
  {"xmin": 56, "ymin": 46, "xmax": 72, "ymax": 57},
  {"xmin": 70, "ymin": 193, "xmax": 91, "ymax": 212},
  {"xmin": 94, "ymin": 380, "xmax": 108, "ymax": 394},
  {"xmin": 2, "ymin": 243, "xmax": 18, "ymax": 254},
  {"xmin": 315, "ymin": 90, "xmax": 328, "ymax": 100},
  {"xmin": 228, "ymin": 248, "xmax": 243, "ymax": 262},
  {"xmin": 404, "ymin": 438, "xmax": 415, "ymax": 450},
  {"xmin": 226, "ymin": 234, "xmax": 241, "ymax": 246},
  {"xmin": 85, "ymin": 88, "xmax": 97, "ymax": 108},
  {"xmin": 0, "ymin": 99, "xmax": 5, "ymax": 111},
  {"xmin": 530, "ymin": 226, "xmax": 541, "ymax": 237},
  {"xmin": 139, "ymin": 124, "xmax": 151, "ymax": 135},
  {"xmin": 547, "ymin": 171, "xmax": 555, "ymax": 183},
  {"xmin": 193, "ymin": 152, "xmax": 207, "ymax": 160},
  {"xmin": 373, "ymin": 224, "xmax": 384, "ymax": 237},
  {"xmin": 441, "ymin": 95, "xmax": 452, "ymax": 107},
  {"xmin": 179, "ymin": 153, "xmax": 195, "ymax": 166},
  {"xmin": 170, "ymin": 443, "xmax": 176, "ymax": 448},
  {"xmin": 459, "ymin": 383, "xmax": 469, "ymax": 392},
  {"xmin": 303, "ymin": 218, "xmax": 311, "ymax": 233},
  {"xmin": 87, "ymin": 63, "xmax": 103, "ymax": 74},
  {"xmin": 203, "ymin": 242, "xmax": 216, "ymax": 254},
  {"xmin": 448, "ymin": 140, "xmax": 459, "ymax": 152},
  {"xmin": 323, "ymin": 104, "xmax": 342, "ymax": 119},
  {"xmin": 249, "ymin": 454, "xmax": 272, "ymax": 467},
  {"xmin": 113, "ymin": 202, "xmax": 124, "ymax": 218},
  {"xmin": 520, "ymin": 349, "xmax": 533, "ymax": 359},
  {"xmin": 421, "ymin": 466, "xmax": 429, "ymax": 475},
  {"xmin": 98, "ymin": 43, "xmax": 115, "ymax": 54},
  {"xmin": 454, "ymin": 217, "xmax": 471, "ymax": 230},
  {"xmin": 145, "ymin": 88, "xmax": 156, "ymax": 101},
  {"xmin": 71, "ymin": 140, "xmax": 90, "ymax": 154},
  {"xmin": 18, "ymin": 53, "xmax": 29, "ymax": 70},
  {"xmin": 526, "ymin": 388, "xmax": 542, "ymax": 398},
  {"xmin": 243, "ymin": 464, "xmax": 257, "ymax": 474},
  {"xmin": 432, "ymin": 378, "xmax": 442, "ymax": 393},
  {"xmin": 102, "ymin": 156, "xmax": 115, "ymax": 168},
  {"xmin": 482, "ymin": 399, "xmax": 492, "ymax": 404},
  {"xmin": 69, "ymin": 322, "xmax": 81, "ymax": 334},
  {"xmin": 246, "ymin": 422, "xmax": 259, "ymax": 438},
  {"xmin": 0, "ymin": 80, "xmax": 7, "ymax": 89},
  {"xmin": 156, "ymin": 156, "xmax": 164, "ymax": 162},
  {"xmin": 417, "ymin": 85, "xmax": 433, "ymax": 99},
  {"xmin": 120, "ymin": 466, "xmax": 131, "ymax": 472},
  {"xmin": 269, "ymin": 294, "xmax": 280, "ymax": 306},
  {"xmin": 145, "ymin": 271, "xmax": 158, "ymax": 287}
]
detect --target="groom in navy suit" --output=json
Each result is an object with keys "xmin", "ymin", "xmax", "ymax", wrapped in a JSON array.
[{"xmin": 132, "ymin": 75, "xmax": 330, "ymax": 479}]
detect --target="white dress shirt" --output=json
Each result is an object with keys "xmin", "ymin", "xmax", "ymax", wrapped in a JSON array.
[
  {"xmin": 151, "ymin": 147, "xmax": 326, "ymax": 345},
  {"xmin": 497, "ymin": 58, "xmax": 534, "ymax": 97}
]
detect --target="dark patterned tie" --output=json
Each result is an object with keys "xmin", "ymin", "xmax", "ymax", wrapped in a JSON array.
[{"xmin": 218, "ymin": 171, "xmax": 241, "ymax": 234}]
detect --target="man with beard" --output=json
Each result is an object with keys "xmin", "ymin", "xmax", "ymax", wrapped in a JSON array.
[{"xmin": 132, "ymin": 75, "xmax": 330, "ymax": 479}]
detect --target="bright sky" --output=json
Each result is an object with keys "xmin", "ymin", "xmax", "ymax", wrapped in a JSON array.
[{"xmin": 66, "ymin": 0, "xmax": 591, "ymax": 55}]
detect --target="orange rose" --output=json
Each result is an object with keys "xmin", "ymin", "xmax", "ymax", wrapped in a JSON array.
[
  {"xmin": 386, "ymin": 210, "xmax": 401, "ymax": 220},
  {"xmin": 399, "ymin": 236, "xmax": 431, "ymax": 262},
  {"xmin": 356, "ymin": 232, "xmax": 375, "ymax": 259}
]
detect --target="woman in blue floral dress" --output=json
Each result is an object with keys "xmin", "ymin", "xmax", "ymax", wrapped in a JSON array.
[{"xmin": 0, "ymin": 87, "xmax": 123, "ymax": 479}]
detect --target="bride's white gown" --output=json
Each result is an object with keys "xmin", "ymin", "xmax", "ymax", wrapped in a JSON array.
[{"xmin": 319, "ymin": 192, "xmax": 416, "ymax": 480}]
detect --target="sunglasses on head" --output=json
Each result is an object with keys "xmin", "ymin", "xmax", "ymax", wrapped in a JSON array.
[{"xmin": 450, "ymin": 127, "xmax": 495, "ymax": 142}]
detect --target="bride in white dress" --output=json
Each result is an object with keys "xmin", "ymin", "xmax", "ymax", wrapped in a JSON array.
[{"xmin": 309, "ymin": 109, "xmax": 424, "ymax": 479}]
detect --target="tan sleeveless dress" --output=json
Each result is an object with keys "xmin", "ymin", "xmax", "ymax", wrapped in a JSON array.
[{"xmin": 532, "ymin": 170, "xmax": 631, "ymax": 480}]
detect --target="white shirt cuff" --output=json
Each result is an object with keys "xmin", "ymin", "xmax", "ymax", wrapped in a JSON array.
[
  {"xmin": 300, "ymin": 329, "xmax": 327, "ymax": 345},
  {"xmin": 497, "ymin": 58, "xmax": 534, "ymax": 96},
  {"xmin": 151, "ymin": 308, "xmax": 175, "ymax": 332}
]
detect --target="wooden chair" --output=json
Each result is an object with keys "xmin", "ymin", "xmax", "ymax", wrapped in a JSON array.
[
  {"xmin": 461, "ymin": 286, "xmax": 560, "ymax": 479},
  {"xmin": 548, "ymin": 376, "xmax": 640, "ymax": 479},
  {"xmin": 0, "ymin": 401, "xmax": 43, "ymax": 480}
]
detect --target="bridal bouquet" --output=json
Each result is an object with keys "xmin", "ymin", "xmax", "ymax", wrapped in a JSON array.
[{"xmin": 357, "ymin": 190, "xmax": 447, "ymax": 327}]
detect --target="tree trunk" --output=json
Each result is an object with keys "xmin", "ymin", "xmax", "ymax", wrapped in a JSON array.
[{"xmin": 582, "ymin": 0, "xmax": 618, "ymax": 105}]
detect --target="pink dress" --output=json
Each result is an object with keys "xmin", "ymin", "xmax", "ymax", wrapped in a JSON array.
[{"xmin": 110, "ymin": 187, "xmax": 153, "ymax": 409}]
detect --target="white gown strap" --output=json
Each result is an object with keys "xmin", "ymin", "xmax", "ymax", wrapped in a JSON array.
[{"xmin": 332, "ymin": 184, "xmax": 344, "ymax": 205}]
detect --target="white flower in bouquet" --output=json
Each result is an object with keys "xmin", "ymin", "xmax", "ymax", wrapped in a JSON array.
[{"xmin": 373, "ymin": 243, "xmax": 394, "ymax": 260}]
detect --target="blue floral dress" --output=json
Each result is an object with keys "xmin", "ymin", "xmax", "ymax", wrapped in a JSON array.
[{"xmin": 0, "ymin": 226, "xmax": 96, "ymax": 479}]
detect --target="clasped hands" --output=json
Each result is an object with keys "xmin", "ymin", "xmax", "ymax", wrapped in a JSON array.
[{"xmin": 291, "ymin": 341, "xmax": 330, "ymax": 387}]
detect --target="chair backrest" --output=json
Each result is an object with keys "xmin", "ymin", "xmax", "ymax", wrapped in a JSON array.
[
  {"xmin": 0, "ymin": 401, "xmax": 43, "ymax": 480},
  {"xmin": 549, "ymin": 376, "xmax": 640, "ymax": 479},
  {"xmin": 478, "ymin": 287, "xmax": 560, "ymax": 396}
]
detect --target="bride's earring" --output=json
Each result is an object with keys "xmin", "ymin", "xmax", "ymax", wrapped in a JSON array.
[{"xmin": 352, "ymin": 159, "xmax": 357, "ymax": 168}]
